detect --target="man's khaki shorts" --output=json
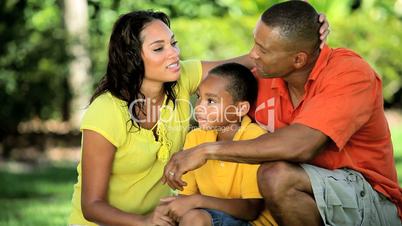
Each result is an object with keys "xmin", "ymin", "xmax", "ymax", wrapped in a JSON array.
[{"xmin": 301, "ymin": 164, "xmax": 401, "ymax": 226}]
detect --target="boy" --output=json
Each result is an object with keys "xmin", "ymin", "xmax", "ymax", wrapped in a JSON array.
[{"xmin": 163, "ymin": 63, "xmax": 277, "ymax": 226}]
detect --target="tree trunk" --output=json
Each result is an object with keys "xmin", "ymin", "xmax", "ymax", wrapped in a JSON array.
[{"xmin": 63, "ymin": 0, "xmax": 91, "ymax": 129}]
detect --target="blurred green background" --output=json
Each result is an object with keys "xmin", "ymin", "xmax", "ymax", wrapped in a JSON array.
[{"xmin": 0, "ymin": 0, "xmax": 401, "ymax": 225}]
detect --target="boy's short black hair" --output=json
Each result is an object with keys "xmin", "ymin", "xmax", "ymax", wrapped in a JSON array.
[{"xmin": 209, "ymin": 63, "xmax": 258, "ymax": 105}]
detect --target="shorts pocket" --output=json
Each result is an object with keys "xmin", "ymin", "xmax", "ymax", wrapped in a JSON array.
[{"xmin": 324, "ymin": 176, "xmax": 361, "ymax": 225}]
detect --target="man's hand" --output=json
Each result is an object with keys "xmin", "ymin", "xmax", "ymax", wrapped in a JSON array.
[
  {"xmin": 161, "ymin": 144, "xmax": 210, "ymax": 190},
  {"xmin": 318, "ymin": 13, "xmax": 330, "ymax": 48}
]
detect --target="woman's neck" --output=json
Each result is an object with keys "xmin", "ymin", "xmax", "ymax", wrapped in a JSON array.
[
  {"xmin": 140, "ymin": 79, "xmax": 164, "ymax": 100},
  {"xmin": 136, "ymin": 79, "xmax": 165, "ymax": 130}
]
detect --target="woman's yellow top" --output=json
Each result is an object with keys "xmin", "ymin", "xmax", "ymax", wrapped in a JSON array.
[{"xmin": 69, "ymin": 60, "xmax": 202, "ymax": 225}]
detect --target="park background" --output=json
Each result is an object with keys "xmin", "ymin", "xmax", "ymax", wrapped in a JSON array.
[{"xmin": 0, "ymin": 0, "xmax": 401, "ymax": 225}]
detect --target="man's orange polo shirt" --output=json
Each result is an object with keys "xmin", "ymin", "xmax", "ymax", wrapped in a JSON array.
[{"xmin": 250, "ymin": 45, "xmax": 402, "ymax": 218}]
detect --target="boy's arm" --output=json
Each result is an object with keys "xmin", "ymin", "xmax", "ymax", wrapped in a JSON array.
[
  {"xmin": 166, "ymin": 194, "xmax": 263, "ymax": 221},
  {"xmin": 195, "ymin": 195, "xmax": 263, "ymax": 221}
]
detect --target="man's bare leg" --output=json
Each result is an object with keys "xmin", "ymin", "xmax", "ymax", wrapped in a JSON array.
[{"xmin": 257, "ymin": 161, "xmax": 323, "ymax": 226}]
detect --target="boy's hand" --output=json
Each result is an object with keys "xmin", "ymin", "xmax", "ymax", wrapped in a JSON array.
[
  {"xmin": 163, "ymin": 195, "xmax": 200, "ymax": 222},
  {"xmin": 142, "ymin": 201, "xmax": 175, "ymax": 226}
]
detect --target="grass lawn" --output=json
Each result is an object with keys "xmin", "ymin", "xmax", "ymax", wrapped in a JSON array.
[
  {"xmin": 0, "ymin": 162, "xmax": 76, "ymax": 226},
  {"xmin": 0, "ymin": 125, "xmax": 401, "ymax": 225}
]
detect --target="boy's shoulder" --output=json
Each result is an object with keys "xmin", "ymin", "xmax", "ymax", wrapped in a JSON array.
[
  {"xmin": 239, "ymin": 122, "xmax": 267, "ymax": 140},
  {"xmin": 186, "ymin": 128, "xmax": 208, "ymax": 137},
  {"xmin": 184, "ymin": 128, "xmax": 216, "ymax": 150},
  {"xmin": 247, "ymin": 122, "xmax": 267, "ymax": 133}
]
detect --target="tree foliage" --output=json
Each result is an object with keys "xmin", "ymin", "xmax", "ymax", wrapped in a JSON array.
[
  {"xmin": 0, "ymin": 0, "xmax": 70, "ymax": 139},
  {"xmin": 0, "ymin": 0, "xmax": 401, "ymax": 143}
]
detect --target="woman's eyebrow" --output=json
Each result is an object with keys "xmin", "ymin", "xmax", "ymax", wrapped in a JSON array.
[{"xmin": 149, "ymin": 34, "xmax": 175, "ymax": 45}]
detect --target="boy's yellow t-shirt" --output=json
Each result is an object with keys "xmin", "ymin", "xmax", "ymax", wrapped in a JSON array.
[
  {"xmin": 180, "ymin": 115, "xmax": 277, "ymax": 226},
  {"xmin": 69, "ymin": 60, "xmax": 202, "ymax": 225}
]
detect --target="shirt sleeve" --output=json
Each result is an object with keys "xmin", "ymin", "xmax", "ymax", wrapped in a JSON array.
[
  {"xmin": 239, "ymin": 124, "xmax": 266, "ymax": 198},
  {"xmin": 178, "ymin": 60, "xmax": 202, "ymax": 96},
  {"xmin": 178, "ymin": 130, "xmax": 200, "ymax": 195},
  {"xmin": 80, "ymin": 93, "xmax": 127, "ymax": 148},
  {"xmin": 179, "ymin": 170, "xmax": 198, "ymax": 195},
  {"xmin": 240, "ymin": 164, "xmax": 262, "ymax": 199},
  {"xmin": 293, "ymin": 64, "xmax": 376, "ymax": 150}
]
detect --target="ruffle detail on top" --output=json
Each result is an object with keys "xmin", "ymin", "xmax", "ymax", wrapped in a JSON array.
[{"xmin": 156, "ymin": 121, "xmax": 172, "ymax": 162}]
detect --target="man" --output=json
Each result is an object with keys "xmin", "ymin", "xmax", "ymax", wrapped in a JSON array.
[{"xmin": 163, "ymin": 1, "xmax": 402, "ymax": 225}]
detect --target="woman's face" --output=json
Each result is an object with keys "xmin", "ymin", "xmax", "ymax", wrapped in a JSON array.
[{"xmin": 140, "ymin": 20, "xmax": 180, "ymax": 83}]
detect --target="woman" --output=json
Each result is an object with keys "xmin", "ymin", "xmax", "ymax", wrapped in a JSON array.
[
  {"xmin": 68, "ymin": 10, "xmax": 248, "ymax": 226},
  {"xmin": 69, "ymin": 10, "xmax": 328, "ymax": 226}
]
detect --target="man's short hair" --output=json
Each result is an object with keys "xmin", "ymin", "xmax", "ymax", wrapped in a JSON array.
[
  {"xmin": 209, "ymin": 63, "xmax": 258, "ymax": 105},
  {"xmin": 261, "ymin": 1, "xmax": 320, "ymax": 52}
]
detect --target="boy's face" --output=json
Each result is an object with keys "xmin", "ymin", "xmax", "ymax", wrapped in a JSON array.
[{"xmin": 194, "ymin": 74, "xmax": 241, "ymax": 130}]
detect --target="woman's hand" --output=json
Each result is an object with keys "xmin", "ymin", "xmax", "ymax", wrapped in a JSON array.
[
  {"xmin": 318, "ymin": 13, "xmax": 330, "ymax": 48},
  {"xmin": 162, "ymin": 144, "xmax": 209, "ymax": 190}
]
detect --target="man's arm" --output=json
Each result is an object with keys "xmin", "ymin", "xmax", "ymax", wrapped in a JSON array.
[
  {"xmin": 162, "ymin": 123, "xmax": 328, "ymax": 190},
  {"xmin": 205, "ymin": 123, "xmax": 328, "ymax": 163}
]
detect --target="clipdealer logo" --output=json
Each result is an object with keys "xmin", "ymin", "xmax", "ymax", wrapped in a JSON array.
[
  {"xmin": 254, "ymin": 97, "xmax": 275, "ymax": 133},
  {"xmin": 127, "ymin": 97, "xmax": 276, "ymax": 132}
]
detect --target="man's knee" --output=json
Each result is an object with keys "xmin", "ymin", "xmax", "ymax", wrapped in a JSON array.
[
  {"xmin": 180, "ymin": 209, "xmax": 211, "ymax": 226},
  {"xmin": 257, "ymin": 161, "xmax": 305, "ymax": 200},
  {"xmin": 258, "ymin": 161, "xmax": 293, "ymax": 186}
]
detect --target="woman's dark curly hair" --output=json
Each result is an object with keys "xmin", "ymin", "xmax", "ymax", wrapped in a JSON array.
[{"xmin": 90, "ymin": 10, "xmax": 177, "ymax": 129}]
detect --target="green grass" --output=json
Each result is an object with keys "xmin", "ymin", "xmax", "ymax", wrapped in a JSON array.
[
  {"xmin": 0, "ymin": 126, "xmax": 401, "ymax": 225},
  {"xmin": 0, "ymin": 162, "xmax": 77, "ymax": 226}
]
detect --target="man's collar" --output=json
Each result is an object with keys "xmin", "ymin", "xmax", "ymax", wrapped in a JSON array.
[{"xmin": 308, "ymin": 44, "xmax": 331, "ymax": 81}]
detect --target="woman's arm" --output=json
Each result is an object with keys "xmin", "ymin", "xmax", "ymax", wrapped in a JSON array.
[
  {"xmin": 200, "ymin": 55, "xmax": 254, "ymax": 81},
  {"xmin": 166, "ymin": 194, "xmax": 263, "ymax": 222},
  {"xmin": 81, "ymin": 130, "xmax": 174, "ymax": 226}
]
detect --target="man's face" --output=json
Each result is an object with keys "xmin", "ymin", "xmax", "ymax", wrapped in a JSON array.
[{"xmin": 249, "ymin": 20, "xmax": 296, "ymax": 79}]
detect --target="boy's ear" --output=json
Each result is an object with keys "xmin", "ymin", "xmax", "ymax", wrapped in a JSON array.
[{"xmin": 236, "ymin": 101, "xmax": 250, "ymax": 117}]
